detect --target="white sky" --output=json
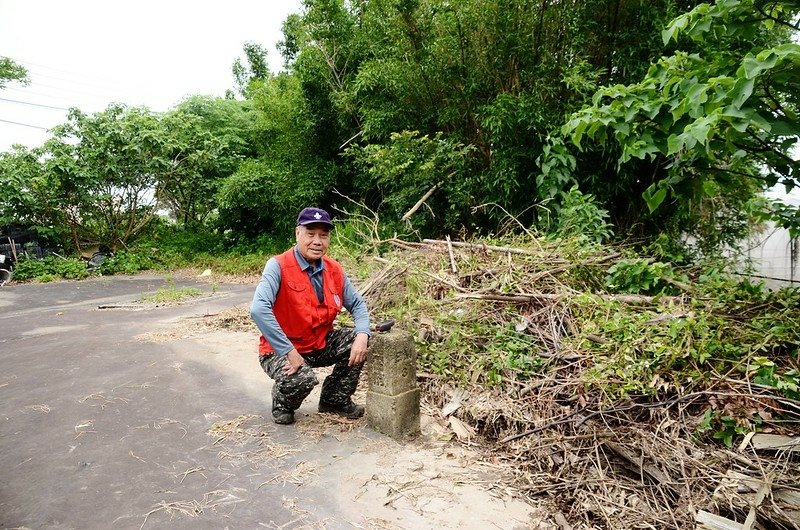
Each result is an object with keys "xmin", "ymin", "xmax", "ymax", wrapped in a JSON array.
[{"xmin": 0, "ymin": 0, "xmax": 302, "ymax": 152}]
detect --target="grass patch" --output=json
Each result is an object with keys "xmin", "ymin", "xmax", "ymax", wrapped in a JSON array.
[{"xmin": 140, "ymin": 285, "xmax": 203, "ymax": 304}]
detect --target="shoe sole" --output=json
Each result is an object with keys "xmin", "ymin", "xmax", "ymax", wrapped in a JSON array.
[
  {"xmin": 273, "ymin": 412, "xmax": 295, "ymax": 425},
  {"xmin": 318, "ymin": 405, "xmax": 364, "ymax": 419}
]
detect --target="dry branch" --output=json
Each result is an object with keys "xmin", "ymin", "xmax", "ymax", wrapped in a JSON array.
[
  {"xmin": 422, "ymin": 238, "xmax": 553, "ymax": 256},
  {"xmin": 696, "ymin": 510, "xmax": 744, "ymax": 530},
  {"xmin": 445, "ymin": 235, "xmax": 458, "ymax": 273},
  {"xmin": 455, "ymin": 291, "xmax": 679, "ymax": 305},
  {"xmin": 401, "ymin": 182, "xmax": 442, "ymax": 222}
]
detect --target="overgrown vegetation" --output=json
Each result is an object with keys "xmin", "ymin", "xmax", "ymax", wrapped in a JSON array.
[
  {"xmin": 548, "ymin": 0, "xmax": 800, "ymax": 249},
  {"xmin": 341, "ymin": 218, "xmax": 799, "ymax": 528},
  {"xmin": 362, "ymin": 241, "xmax": 800, "ymax": 415}
]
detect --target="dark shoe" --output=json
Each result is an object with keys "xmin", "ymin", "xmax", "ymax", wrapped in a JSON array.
[
  {"xmin": 318, "ymin": 400, "xmax": 365, "ymax": 419},
  {"xmin": 272, "ymin": 410, "xmax": 295, "ymax": 425}
]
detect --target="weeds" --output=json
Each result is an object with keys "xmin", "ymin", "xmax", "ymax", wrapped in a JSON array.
[
  {"xmin": 13, "ymin": 256, "xmax": 90, "ymax": 281},
  {"xmin": 139, "ymin": 278, "xmax": 203, "ymax": 304}
]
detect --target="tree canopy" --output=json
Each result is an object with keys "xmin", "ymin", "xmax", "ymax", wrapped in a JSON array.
[
  {"xmin": 0, "ymin": 56, "xmax": 28, "ymax": 89},
  {"xmin": 272, "ymin": 0, "xmax": 707, "ymax": 237},
  {"xmin": 3, "ymin": 0, "xmax": 797, "ymax": 255},
  {"xmin": 0, "ymin": 98, "xmax": 254, "ymax": 250},
  {"xmin": 550, "ymin": 0, "xmax": 799, "ymax": 244}
]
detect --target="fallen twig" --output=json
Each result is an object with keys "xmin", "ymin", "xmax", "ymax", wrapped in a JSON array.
[
  {"xmin": 501, "ymin": 392, "xmax": 705, "ymax": 443},
  {"xmin": 456, "ymin": 291, "xmax": 680, "ymax": 305}
]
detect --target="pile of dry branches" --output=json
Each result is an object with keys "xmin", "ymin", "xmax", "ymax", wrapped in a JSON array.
[{"xmin": 352, "ymin": 236, "xmax": 800, "ymax": 530}]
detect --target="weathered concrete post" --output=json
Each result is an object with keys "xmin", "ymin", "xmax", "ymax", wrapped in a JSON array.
[{"xmin": 366, "ymin": 329, "xmax": 420, "ymax": 440}]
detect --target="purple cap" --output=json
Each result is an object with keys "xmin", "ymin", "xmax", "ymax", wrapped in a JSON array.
[{"xmin": 296, "ymin": 207, "xmax": 334, "ymax": 228}]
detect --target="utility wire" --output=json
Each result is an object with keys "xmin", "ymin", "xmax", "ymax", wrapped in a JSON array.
[
  {"xmin": 17, "ymin": 58, "xmax": 131, "ymax": 90},
  {"xmin": 29, "ymin": 70, "xmax": 130, "ymax": 92},
  {"xmin": 0, "ymin": 118, "xmax": 50, "ymax": 130},
  {"xmin": 32, "ymin": 81, "xmax": 120, "ymax": 100},
  {"xmin": 0, "ymin": 97, "xmax": 70, "ymax": 111},
  {"xmin": 5, "ymin": 86, "xmax": 80, "ymax": 104}
]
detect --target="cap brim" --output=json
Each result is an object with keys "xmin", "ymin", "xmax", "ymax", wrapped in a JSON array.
[{"xmin": 298, "ymin": 220, "xmax": 334, "ymax": 228}]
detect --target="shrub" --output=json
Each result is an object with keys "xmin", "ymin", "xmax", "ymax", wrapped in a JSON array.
[{"xmin": 13, "ymin": 256, "xmax": 89, "ymax": 281}]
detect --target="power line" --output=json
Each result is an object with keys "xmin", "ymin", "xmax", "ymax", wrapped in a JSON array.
[
  {"xmin": 0, "ymin": 118, "xmax": 50, "ymax": 130},
  {"xmin": 32, "ymin": 81, "xmax": 121, "ymax": 100},
  {"xmin": 28, "ymin": 69, "xmax": 131, "ymax": 92},
  {"xmin": 0, "ymin": 97, "xmax": 70, "ymax": 111},
  {"xmin": 5, "ymin": 86, "xmax": 81, "ymax": 104},
  {"xmin": 7, "ymin": 60, "xmax": 129, "ymax": 103},
  {"xmin": 17, "ymin": 59, "xmax": 131, "ymax": 91}
]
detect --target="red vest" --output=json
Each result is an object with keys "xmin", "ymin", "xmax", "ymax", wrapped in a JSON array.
[{"xmin": 258, "ymin": 249, "xmax": 345, "ymax": 355}]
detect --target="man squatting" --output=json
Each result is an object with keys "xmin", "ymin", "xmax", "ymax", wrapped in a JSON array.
[{"xmin": 250, "ymin": 207, "xmax": 371, "ymax": 425}]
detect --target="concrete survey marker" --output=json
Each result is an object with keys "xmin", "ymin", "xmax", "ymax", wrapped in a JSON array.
[{"xmin": 366, "ymin": 329, "xmax": 421, "ymax": 440}]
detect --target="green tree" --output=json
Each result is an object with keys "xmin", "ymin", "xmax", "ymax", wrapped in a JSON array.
[
  {"xmin": 216, "ymin": 159, "xmax": 325, "ymax": 239},
  {"xmin": 215, "ymin": 73, "xmax": 333, "ymax": 238},
  {"xmin": 44, "ymin": 105, "xmax": 166, "ymax": 250},
  {"xmin": 277, "ymin": 0, "xmax": 703, "ymax": 233},
  {"xmin": 232, "ymin": 41, "xmax": 271, "ymax": 97},
  {"xmin": 552, "ymin": 0, "xmax": 799, "ymax": 245},
  {"xmin": 0, "ymin": 145, "xmax": 70, "ymax": 245},
  {"xmin": 279, "ymin": 0, "xmax": 365, "ymax": 159},
  {"xmin": 0, "ymin": 56, "xmax": 28, "ymax": 89},
  {"xmin": 158, "ymin": 96, "xmax": 255, "ymax": 228},
  {"xmin": 0, "ymin": 102, "xmax": 249, "ymax": 251},
  {"xmin": 346, "ymin": 130, "xmax": 474, "ymax": 234}
]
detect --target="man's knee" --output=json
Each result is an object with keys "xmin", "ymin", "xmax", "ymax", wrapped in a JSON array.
[
  {"xmin": 277, "ymin": 367, "xmax": 319, "ymax": 396},
  {"xmin": 329, "ymin": 328, "xmax": 357, "ymax": 358}
]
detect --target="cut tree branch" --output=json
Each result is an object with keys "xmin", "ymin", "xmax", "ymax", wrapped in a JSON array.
[{"xmin": 402, "ymin": 181, "xmax": 443, "ymax": 222}]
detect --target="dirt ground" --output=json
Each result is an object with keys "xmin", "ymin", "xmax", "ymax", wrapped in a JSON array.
[{"xmin": 0, "ymin": 275, "xmax": 538, "ymax": 529}]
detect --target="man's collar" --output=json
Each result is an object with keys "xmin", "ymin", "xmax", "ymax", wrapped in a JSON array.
[{"xmin": 293, "ymin": 246, "xmax": 325, "ymax": 272}]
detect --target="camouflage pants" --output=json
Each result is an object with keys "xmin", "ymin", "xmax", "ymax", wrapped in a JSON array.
[{"xmin": 259, "ymin": 328, "xmax": 364, "ymax": 414}]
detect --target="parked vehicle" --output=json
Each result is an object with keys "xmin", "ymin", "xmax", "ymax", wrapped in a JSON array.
[{"xmin": 0, "ymin": 252, "xmax": 12, "ymax": 286}]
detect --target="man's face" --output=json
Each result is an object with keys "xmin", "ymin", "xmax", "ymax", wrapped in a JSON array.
[{"xmin": 295, "ymin": 224, "xmax": 331, "ymax": 263}]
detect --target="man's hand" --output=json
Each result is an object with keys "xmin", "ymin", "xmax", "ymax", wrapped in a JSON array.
[
  {"xmin": 283, "ymin": 348, "xmax": 305, "ymax": 376},
  {"xmin": 349, "ymin": 333, "xmax": 369, "ymax": 366}
]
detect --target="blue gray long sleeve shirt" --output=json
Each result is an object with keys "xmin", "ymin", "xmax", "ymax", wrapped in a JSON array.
[{"xmin": 250, "ymin": 246, "xmax": 370, "ymax": 356}]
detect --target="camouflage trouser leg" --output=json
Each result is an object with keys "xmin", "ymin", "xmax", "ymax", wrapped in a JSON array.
[
  {"xmin": 304, "ymin": 327, "xmax": 364, "ymax": 407},
  {"xmin": 260, "ymin": 355, "xmax": 319, "ymax": 414}
]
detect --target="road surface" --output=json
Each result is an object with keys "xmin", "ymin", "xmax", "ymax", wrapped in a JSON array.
[{"xmin": 0, "ymin": 275, "xmax": 535, "ymax": 529}]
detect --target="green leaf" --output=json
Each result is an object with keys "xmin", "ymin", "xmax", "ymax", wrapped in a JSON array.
[
  {"xmin": 667, "ymin": 133, "xmax": 685, "ymax": 154},
  {"xmin": 743, "ymin": 51, "xmax": 777, "ymax": 79},
  {"xmin": 769, "ymin": 117, "xmax": 800, "ymax": 137},
  {"xmin": 643, "ymin": 185, "xmax": 667, "ymax": 212},
  {"xmin": 729, "ymin": 77, "xmax": 754, "ymax": 109},
  {"xmin": 623, "ymin": 139, "xmax": 660, "ymax": 161},
  {"xmin": 662, "ymin": 14, "xmax": 689, "ymax": 45},
  {"xmin": 686, "ymin": 115, "xmax": 716, "ymax": 146},
  {"xmin": 571, "ymin": 119, "xmax": 588, "ymax": 147}
]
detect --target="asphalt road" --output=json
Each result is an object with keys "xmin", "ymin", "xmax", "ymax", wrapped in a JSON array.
[
  {"xmin": 0, "ymin": 275, "xmax": 537, "ymax": 530},
  {"xmin": 0, "ymin": 275, "xmax": 350, "ymax": 529}
]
